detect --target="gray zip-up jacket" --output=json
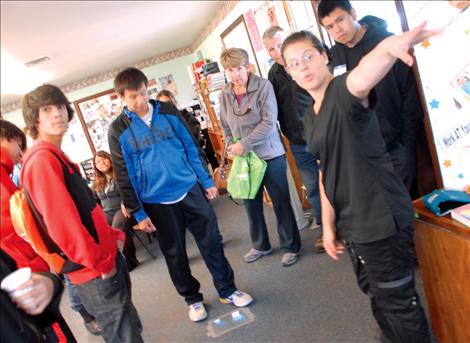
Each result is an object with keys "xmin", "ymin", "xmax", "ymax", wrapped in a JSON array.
[{"xmin": 219, "ymin": 73, "xmax": 285, "ymax": 160}]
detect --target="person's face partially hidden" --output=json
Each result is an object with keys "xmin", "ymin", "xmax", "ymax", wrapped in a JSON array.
[
  {"xmin": 264, "ymin": 32, "xmax": 288, "ymax": 66},
  {"xmin": 0, "ymin": 137, "xmax": 23, "ymax": 164}
]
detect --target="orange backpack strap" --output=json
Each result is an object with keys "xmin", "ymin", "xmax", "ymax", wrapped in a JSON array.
[{"xmin": 11, "ymin": 149, "xmax": 84, "ymax": 274}]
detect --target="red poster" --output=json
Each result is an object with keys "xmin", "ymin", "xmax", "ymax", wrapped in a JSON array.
[{"xmin": 244, "ymin": 9, "xmax": 263, "ymax": 52}]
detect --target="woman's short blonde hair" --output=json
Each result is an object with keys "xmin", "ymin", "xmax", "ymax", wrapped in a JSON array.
[{"xmin": 220, "ymin": 48, "xmax": 249, "ymax": 69}]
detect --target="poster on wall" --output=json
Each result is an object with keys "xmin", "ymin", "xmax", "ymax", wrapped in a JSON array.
[
  {"xmin": 74, "ymin": 89, "xmax": 123, "ymax": 153},
  {"xmin": 244, "ymin": 9, "xmax": 264, "ymax": 52},
  {"xmin": 402, "ymin": 1, "xmax": 470, "ymax": 191},
  {"xmin": 159, "ymin": 74, "xmax": 178, "ymax": 95}
]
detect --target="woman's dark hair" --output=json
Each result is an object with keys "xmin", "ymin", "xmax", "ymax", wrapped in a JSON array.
[
  {"xmin": 22, "ymin": 84, "xmax": 74, "ymax": 139},
  {"xmin": 156, "ymin": 89, "xmax": 178, "ymax": 107},
  {"xmin": 93, "ymin": 150, "xmax": 116, "ymax": 192},
  {"xmin": 281, "ymin": 30, "xmax": 330, "ymax": 62},
  {"xmin": 0, "ymin": 120, "xmax": 27, "ymax": 151},
  {"xmin": 114, "ymin": 67, "xmax": 148, "ymax": 96},
  {"xmin": 317, "ymin": 0, "xmax": 353, "ymax": 20}
]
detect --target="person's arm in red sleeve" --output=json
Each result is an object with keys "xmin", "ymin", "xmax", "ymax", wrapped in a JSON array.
[
  {"xmin": 23, "ymin": 151, "xmax": 115, "ymax": 275},
  {"xmin": 1, "ymin": 168, "xmax": 50, "ymax": 273}
]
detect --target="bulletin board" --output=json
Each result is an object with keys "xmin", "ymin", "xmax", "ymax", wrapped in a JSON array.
[
  {"xmin": 74, "ymin": 88, "xmax": 123, "ymax": 154},
  {"xmin": 399, "ymin": 1, "xmax": 470, "ymax": 191}
]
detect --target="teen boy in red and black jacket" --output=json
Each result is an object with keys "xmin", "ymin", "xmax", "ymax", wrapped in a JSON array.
[{"xmin": 21, "ymin": 84, "xmax": 143, "ymax": 343}]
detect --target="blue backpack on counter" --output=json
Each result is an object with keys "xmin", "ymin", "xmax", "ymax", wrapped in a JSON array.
[{"xmin": 423, "ymin": 189, "xmax": 470, "ymax": 216}]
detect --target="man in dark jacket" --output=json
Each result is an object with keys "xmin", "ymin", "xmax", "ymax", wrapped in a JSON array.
[
  {"xmin": 318, "ymin": 0, "xmax": 426, "ymax": 196},
  {"xmin": 263, "ymin": 26, "xmax": 324, "ymax": 253}
]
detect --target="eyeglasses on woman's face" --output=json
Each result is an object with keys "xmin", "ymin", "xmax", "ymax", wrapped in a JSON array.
[{"xmin": 286, "ymin": 50, "xmax": 321, "ymax": 71}]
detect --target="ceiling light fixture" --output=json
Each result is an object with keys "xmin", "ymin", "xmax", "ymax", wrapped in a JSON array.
[
  {"xmin": 1, "ymin": 51, "xmax": 53, "ymax": 96},
  {"xmin": 24, "ymin": 55, "xmax": 53, "ymax": 67}
]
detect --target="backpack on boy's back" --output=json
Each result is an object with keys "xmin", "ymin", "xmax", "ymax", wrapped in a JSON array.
[{"xmin": 9, "ymin": 150, "xmax": 96, "ymax": 274}]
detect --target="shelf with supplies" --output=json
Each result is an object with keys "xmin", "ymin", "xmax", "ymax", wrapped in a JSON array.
[{"xmin": 189, "ymin": 59, "xmax": 227, "ymax": 160}]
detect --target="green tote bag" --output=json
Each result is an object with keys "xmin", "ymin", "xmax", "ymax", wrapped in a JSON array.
[{"xmin": 227, "ymin": 151, "xmax": 267, "ymax": 199}]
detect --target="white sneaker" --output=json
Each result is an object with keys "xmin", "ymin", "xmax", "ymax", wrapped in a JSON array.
[
  {"xmin": 188, "ymin": 302, "xmax": 207, "ymax": 322},
  {"xmin": 220, "ymin": 290, "xmax": 253, "ymax": 307}
]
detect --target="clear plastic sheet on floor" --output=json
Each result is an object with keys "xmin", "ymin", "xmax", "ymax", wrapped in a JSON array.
[{"xmin": 206, "ymin": 308, "xmax": 255, "ymax": 338}]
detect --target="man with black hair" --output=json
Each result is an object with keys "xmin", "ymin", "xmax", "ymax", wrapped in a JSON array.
[
  {"xmin": 108, "ymin": 67, "xmax": 253, "ymax": 322},
  {"xmin": 263, "ymin": 26, "xmax": 324, "ymax": 252},
  {"xmin": 317, "ymin": 0, "xmax": 428, "ymax": 196},
  {"xmin": 21, "ymin": 85, "xmax": 143, "ymax": 343}
]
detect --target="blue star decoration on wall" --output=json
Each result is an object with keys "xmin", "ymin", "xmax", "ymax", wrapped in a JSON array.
[
  {"xmin": 458, "ymin": 173, "xmax": 464, "ymax": 179},
  {"xmin": 429, "ymin": 99, "xmax": 440, "ymax": 109}
]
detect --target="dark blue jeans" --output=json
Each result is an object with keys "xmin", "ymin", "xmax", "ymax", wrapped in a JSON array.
[
  {"xmin": 244, "ymin": 155, "xmax": 301, "ymax": 253},
  {"xmin": 289, "ymin": 143, "xmax": 322, "ymax": 230},
  {"xmin": 75, "ymin": 253, "xmax": 143, "ymax": 343},
  {"xmin": 143, "ymin": 182, "xmax": 236, "ymax": 305},
  {"xmin": 347, "ymin": 225, "xmax": 430, "ymax": 343}
]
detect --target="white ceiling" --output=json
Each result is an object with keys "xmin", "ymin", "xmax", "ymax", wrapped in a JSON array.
[{"xmin": 0, "ymin": 0, "xmax": 224, "ymax": 106}]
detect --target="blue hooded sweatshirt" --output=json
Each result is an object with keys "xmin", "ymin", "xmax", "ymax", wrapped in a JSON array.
[{"xmin": 108, "ymin": 100, "xmax": 213, "ymax": 222}]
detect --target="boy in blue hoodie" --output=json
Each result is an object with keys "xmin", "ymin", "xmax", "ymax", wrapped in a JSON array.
[{"xmin": 108, "ymin": 67, "xmax": 253, "ymax": 322}]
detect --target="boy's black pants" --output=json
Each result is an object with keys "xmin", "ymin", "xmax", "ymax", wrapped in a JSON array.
[{"xmin": 143, "ymin": 183, "xmax": 236, "ymax": 305}]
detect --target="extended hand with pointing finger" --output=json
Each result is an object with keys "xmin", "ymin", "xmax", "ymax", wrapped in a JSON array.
[{"xmin": 386, "ymin": 21, "xmax": 441, "ymax": 67}]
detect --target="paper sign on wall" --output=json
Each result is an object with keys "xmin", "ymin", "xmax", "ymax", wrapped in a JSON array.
[
  {"xmin": 403, "ymin": 1, "xmax": 470, "ymax": 191},
  {"xmin": 244, "ymin": 9, "xmax": 264, "ymax": 52}
]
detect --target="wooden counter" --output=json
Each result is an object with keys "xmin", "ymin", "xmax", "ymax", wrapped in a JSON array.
[{"xmin": 413, "ymin": 199, "xmax": 470, "ymax": 343}]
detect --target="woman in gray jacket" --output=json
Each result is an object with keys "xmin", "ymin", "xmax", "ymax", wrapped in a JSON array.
[{"xmin": 219, "ymin": 48, "xmax": 301, "ymax": 267}]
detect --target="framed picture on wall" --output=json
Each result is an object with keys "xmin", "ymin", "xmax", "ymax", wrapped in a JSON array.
[
  {"xmin": 73, "ymin": 79, "xmax": 158, "ymax": 153},
  {"xmin": 221, "ymin": 15, "xmax": 262, "ymax": 77},
  {"xmin": 73, "ymin": 88, "xmax": 122, "ymax": 154}
]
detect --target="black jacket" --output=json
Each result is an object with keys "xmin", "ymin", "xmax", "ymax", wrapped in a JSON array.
[
  {"xmin": 330, "ymin": 15, "xmax": 424, "ymax": 151},
  {"xmin": 0, "ymin": 249, "xmax": 75, "ymax": 342},
  {"xmin": 181, "ymin": 109, "xmax": 203, "ymax": 145},
  {"xmin": 268, "ymin": 63, "xmax": 313, "ymax": 145}
]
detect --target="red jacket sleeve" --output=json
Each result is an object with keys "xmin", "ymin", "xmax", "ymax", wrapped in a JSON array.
[{"xmin": 1, "ymin": 165, "xmax": 50, "ymax": 272}]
